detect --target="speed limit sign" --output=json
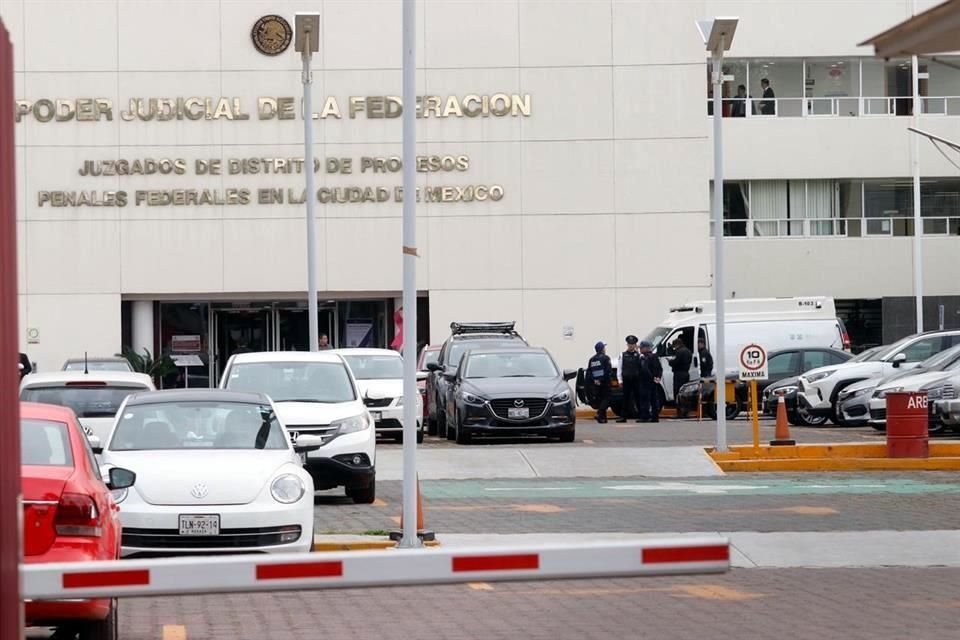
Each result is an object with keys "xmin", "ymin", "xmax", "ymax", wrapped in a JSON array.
[{"xmin": 738, "ymin": 344, "xmax": 768, "ymax": 381}]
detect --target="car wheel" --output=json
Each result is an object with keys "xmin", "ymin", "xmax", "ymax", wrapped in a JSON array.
[
  {"xmin": 794, "ymin": 404, "xmax": 829, "ymax": 427},
  {"xmin": 416, "ymin": 429, "xmax": 424, "ymax": 444},
  {"xmin": 871, "ymin": 422, "xmax": 886, "ymax": 432},
  {"xmin": 79, "ymin": 599, "xmax": 117, "ymax": 640},
  {"xmin": 438, "ymin": 409, "xmax": 448, "ymax": 439},
  {"xmin": 426, "ymin": 414, "xmax": 438, "ymax": 436},
  {"xmin": 444, "ymin": 412, "xmax": 456, "ymax": 440},
  {"xmin": 726, "ymin": 402, "xmax": 741, "ymax": 421},
  {"xmin": 348, "ymin": 479, "xmax": 376, "ymax": 504}
]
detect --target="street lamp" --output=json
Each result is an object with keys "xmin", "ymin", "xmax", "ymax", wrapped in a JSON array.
[
  {"xmin": 697, "ymin": 17, "xmax": 738, "ymax": 453},
  {"xmin": 295, "ymin": 13, "xmax": 321, "ymax": 352}
]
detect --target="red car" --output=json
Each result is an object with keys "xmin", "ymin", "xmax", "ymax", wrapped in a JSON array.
[
  {"xmin": 417, "ymin": 346, "xmax": 441, "ymax": 420},
  {"xmin": 21, "ymin": 402, "xmax": 136, "ymax": 640}
]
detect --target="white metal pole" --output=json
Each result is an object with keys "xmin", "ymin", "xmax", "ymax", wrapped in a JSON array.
[
  {"xmin": 302, "ymin": 51, "xmax": 320, "ymax": 352},
  {"xmin": 912, "ymin": 53, "xmax": 924, "ymax": 333},
  {"xmin": 399, "ymin": 0, "xmax": 420, "ymax": 549},
  {"xmin": 712, "ymin": 45, "xmax": 728, "ymax": 453}
]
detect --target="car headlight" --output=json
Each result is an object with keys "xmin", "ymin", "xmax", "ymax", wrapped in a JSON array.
[
  {"xmin": 395, "ymin": 396, "xmax": 403, "ymax": 407},
  {"xmin": 333, "ymin": 414, "xmax": 372, "ymax": 434},
  {"xmin": 774, "ymin": 385, "xmax": 798, "ymax": 397},
  {"xmin": 462, "ymin": 392, "xmax": 485, "ymax": 405},
  {"xmin": 805, "ymin": 371, "xmax": 835, "ymax": 384},
  {"xmin": 271, "ymin": 474, "xmax": 306, "ymax": 504},
  {"xmin": 926, "ymin": 384, "xmax": 950, "ymax": 400},
  {"xmin": 111, "ymin": 488, "xmax": 128, "ymax": 504},
  {"xmin": 874, "ymin": 386, "xmax": 903, "ymax": 399},
  {"xmin": 551, "ymin": 390, "xmax": 571, "ymax": 403}
]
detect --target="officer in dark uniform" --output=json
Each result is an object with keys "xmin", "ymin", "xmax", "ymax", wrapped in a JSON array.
[
  {"xmin": 586, "ymin": 341, "xmax": 612, "ymax": 423},
  {"xmin": 698, "ymin": 338, "xmax": 714, "ymax": 378},
  {"xmin": 669, "ymin": 338, "xmax": 694, "ymax": 411},
  {"xmin": 617, "ymin": 335, "xmax": 643, "ymax": 423},
  {"xmin": 638, "ymin": 340, "xmax": 663, "ymax": 422}
]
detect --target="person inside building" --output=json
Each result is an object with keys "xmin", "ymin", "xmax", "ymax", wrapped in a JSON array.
[
  {"xmin": 617, "ymin": 335, "xmax": 642, "ymax": 423},
  {"xmin": 669, "ymin": 338, "xmax": 693, "ymax": 415},
  {"xmin": 318, "ymin": 334, "xmax": 331, "ymax": 350},
  {"xmin": 698, "ymin": 338, "xmax": 714, "ymax": 378},
  {"xmin": 638, "ymin": 341, "xmax": 663, "ymax": 423},
  {"xmin": 759, "ymin": 78, "xmax": 776, "ymax": 115},
  {"xmin": 730, "ymin": 84, "xmax": 753, "ymax": 117},
  {"xmin": 586, "ymin": 341, "xmax": 612, "ymax": 423}
]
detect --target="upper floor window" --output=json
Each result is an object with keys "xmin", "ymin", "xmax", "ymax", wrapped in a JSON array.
[{"xmin": 707, "ymin": 57, "xmax": 960, "ymax": 118}]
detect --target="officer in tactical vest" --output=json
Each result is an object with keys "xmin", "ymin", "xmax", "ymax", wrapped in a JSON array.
[
  {"xmin": 617, "ymin": 335, "xmax": 643, "ymax": 423},
  {"xmin": 586, "ymin": 341, "xmax": 612, "ymax": 423},
  {"xmin": 638, "ymin": 340, "xmax": 663, "ymax": 422}
]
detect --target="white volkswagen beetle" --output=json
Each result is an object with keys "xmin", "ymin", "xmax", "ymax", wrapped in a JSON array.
[{"xmin": 95, "ymin": 389, "xmax": 318, "ymax": 557}]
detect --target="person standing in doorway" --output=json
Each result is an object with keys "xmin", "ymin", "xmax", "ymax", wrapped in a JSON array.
[
  {"xmin": 759, "ymin": 78, "xmax": 776, "ymax": 115},
  {"xmin": 318, "ymin": 334, "xmax": 332, "ymax": 350},
  {"xmin": 586, "ymin": 341, "xmax": 612, "ymax": 423},
  {"xmin": 669, "ymin": 338, "xmax": 693, "ymax": 414},
  {"xmin": 638, "ymin": 341, "xmax": 663, "ymax": 422},
  {"xmin": 698, "ymin": 338, "xmax": 714, "ymax": 379},
  {"xmin": 18, "ymin": 352, "xmax": 31, "ymax": 381},
  {"xmin": 617, "ymin": 335, "xmax": 642, "ymax": 423}
]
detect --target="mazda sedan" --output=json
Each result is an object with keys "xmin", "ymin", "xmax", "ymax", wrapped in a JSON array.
[
  {"xmin": 97, "ymin": 390, "xmax": 318, "ymax": 557},
  {"xmin": 443, "ymin": 347, "xmax": 576, "ymax": 444}
]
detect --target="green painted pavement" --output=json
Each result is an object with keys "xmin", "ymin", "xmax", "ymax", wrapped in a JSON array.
[{"xmin": 419, "ymin": 477, "xmax": 960, "ymax": 500}]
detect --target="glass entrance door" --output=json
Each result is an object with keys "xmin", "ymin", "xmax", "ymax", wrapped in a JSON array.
[
  {"xmin": 211, "ymin": 308, "xmax": 273, "ymax": 379},
  {"xmin": 274, "ymin": 307, "xmax": 337, "ymax": 351}
]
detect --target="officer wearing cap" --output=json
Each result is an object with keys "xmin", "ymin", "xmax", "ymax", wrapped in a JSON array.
[
  {"xmin": 617, "ymin": 335, "xmax": 643, "ymax": 423},
  {"xmin": 586, "ymin": 341, "xmax": 612, "ymax": 423},
  {"xmin": 638, "ymin": 340, "xmax": 663, "ymax": 422}
]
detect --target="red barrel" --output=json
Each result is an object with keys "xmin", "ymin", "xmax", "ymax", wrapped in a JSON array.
[{"xmin": 886, "ymin": 391, "xmax": 929, "ymax": 458}]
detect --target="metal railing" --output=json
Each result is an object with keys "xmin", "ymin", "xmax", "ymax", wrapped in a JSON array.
[
  {"xmin": 708, "ymin": 96, "xmax": 960, "ymax": 118},
  {"xmin": 719, "ymin": 216, "xmax": 960, "ymax": 238}
]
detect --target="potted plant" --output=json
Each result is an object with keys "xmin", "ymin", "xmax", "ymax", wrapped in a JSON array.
[{"xmin": 117, "ymin": 347, "xmax": 178, "ymax": 388}]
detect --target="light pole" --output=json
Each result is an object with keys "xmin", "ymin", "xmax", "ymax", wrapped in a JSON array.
[
  {"xmin": 398, "ymin": 0, "xmax": 421, "ymax": 549},
  {"xmin": 697, "ymin": 17, "xmax": 738, "ymax": 453},
  {"xmin": 910, "ymin": 0, "xmax": 924, "ymax": 333},
  {"xmin": 295, "ymin": 13, "xmax": 321, "ymax": 352}
]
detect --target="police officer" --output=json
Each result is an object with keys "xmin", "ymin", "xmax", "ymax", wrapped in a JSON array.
[
  {"xmin": 586, "ymin": 341, "xmax": 612, "ymax": 423},
  {"xmin": 638, "ymin": 340, "xmax": 663, "ymax": 422},
  {"xmin": 669, "ymin": 338, "xmax": 694, "ymax": 410},
  {"xmin": 617, "ymin": 335, "xmax": 643, "ymax": 423},
  {"xmin": 698, "ymin": 338, "xmax": 714, "ymax": 378}
]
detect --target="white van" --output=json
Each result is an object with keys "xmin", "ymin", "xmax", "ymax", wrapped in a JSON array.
[{"xmin": 643, "ymin": 297, "xmax": 849, "ymax": 403}]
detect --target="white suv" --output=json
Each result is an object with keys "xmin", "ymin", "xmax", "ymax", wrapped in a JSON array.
[
  {"xmin": 932, "ymin": 372, "xmax": 960, "ymax": 429},
  {"xmin": 335, "ymin": 348, "xmax": 423, "ymax": 443},
  {"xmin": 797, "ymin": 330, "xmax": 960, "ymax": 424},
  {"xmin": 219, "ymin": 352, "xmax": 377, "ymax": 504}
]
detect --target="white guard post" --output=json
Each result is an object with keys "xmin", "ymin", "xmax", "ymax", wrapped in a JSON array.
[{"xmin": 22, "ymin": 537, "xmax": 730, "ymax": 600}]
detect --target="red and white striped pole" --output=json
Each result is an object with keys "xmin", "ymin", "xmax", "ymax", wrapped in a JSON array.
[{"xmin": 23, "ymin": 537, "xmax": 730, "ymax": 601}]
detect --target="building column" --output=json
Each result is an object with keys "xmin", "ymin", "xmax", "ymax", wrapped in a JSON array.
[{"xmin": 132, "ymin": 300, "xmax": 154, "ymax": 356}]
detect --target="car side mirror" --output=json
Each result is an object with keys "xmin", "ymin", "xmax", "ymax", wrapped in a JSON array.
[
  {"xmin": 292, "ymin": 434, "xmax": 325, "ymax": 454},
  {"xmin": 563, "ymin": 368, "xmax": 577, "ymax": 381},
  {"xmin": 443, "ymin": 367, "xmax": 458, "ymax": 381},
  {"xmin": 88, "ymin": 434, "xmax": 103, "ymax": 454},
  {"xmin": 893, "ymin": 352, "xmax": 907, "ymax": 368},
  {"xmin": 416, "ymin": 371, "xmax": 428, "ymax": 381},
  {"xmin": 107, "ymin": 467, "xmax": 136, "ymax": 490},
  {"xmin": 426, "ymin": 362, "xmax": 441, "ymax": 372}
]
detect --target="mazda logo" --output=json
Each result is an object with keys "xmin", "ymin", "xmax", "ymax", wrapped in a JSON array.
[
  {"xmin": 190, "ymin": 483, "xmax": 209, "ymax": 499},
  {"xmin": 513, "ymin": 399, "xmax": 525, "ymax": 408},
  {"xmin": 288, "ymin": 431, "xmax": 300, "ymax": 443}
]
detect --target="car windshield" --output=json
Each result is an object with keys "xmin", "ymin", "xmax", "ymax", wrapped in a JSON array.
[
  {"xmin": 20, "ymin": 384, "xmax": 148, "ymax": 418},
  {"xmin": 419, "ymin": 349, "xmax": 440, "ymax": 370},
  {"xmin": 464, "ymin": 352, "xmax": 558, "ymax": 379},
  {"xmin": 108, "ymin": 401, "xmax": 288, "ymax": 451},
  {"xmin": 224, "ymin": 361, "xmax": 356, "ymax": 403},
  {"xmin": 448, "ymin": 338, "xmax": 523, "ymax": 369},
  {"xmin": 920, "ymin": 344, "xmax": 960, "ymax": 371},
  {"xmin": 850, "ymin": 346, "xmax": 885, "ymax": 363},
  {"xmin": 21, "ymin": 419, "xmax": 73, "ymax": 466},
  {"xmin": 643, "ymin": 326, "xmax": 672, "ymax": 350},
  {"xmin": 64, "ymin": 361, "xmax": 132, "ymax": 372},
  {"xmin": 342, "ymin": 354, "xmax": 403, "ymax": 380}
]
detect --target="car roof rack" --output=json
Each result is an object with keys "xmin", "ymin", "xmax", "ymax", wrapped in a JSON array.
[{"xmin": 450, "ymin": 321, "xmax": 517, "ymax": 336}]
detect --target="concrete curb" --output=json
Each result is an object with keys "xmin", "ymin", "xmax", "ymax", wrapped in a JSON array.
[
  {"xmin": 710, "ymin": 441, "xmax": 960, "ymax": 472},
  {"xmin": 313, "ymin": 535, "xmax": 441, "ymax": 552}
]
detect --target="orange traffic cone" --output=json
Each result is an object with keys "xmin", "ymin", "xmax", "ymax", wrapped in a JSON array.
[
  {"xmin": 390, "ymin": 474, "xmax": 436, "ymax": 542},
  {"xmin": 770, "ymin": 395, "xmax": 796, "ymax": 446}
]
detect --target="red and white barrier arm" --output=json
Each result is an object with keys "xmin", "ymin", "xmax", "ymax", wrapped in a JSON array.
[{"xmin": 22, "ymin": 537, "xmax": 730, "ymax": 600}]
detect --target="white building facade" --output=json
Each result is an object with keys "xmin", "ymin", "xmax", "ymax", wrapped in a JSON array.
[{"xmin": 1, "ymin": 0, "xmax": 957, "ymax": 382}]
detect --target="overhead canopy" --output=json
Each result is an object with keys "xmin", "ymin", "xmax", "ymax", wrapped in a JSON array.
[{"xmin": 861, "ymin": 0, "xmax": 960, "ymax": 58}]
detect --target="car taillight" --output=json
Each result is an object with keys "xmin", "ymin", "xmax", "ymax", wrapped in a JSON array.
[
  {"xmin": 842, "ymin": 331, "xmax": 852, "ymax": 351},
  {"xmin": 54, "ymin": 493, "xmax": 102, "ymax": 537}
]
